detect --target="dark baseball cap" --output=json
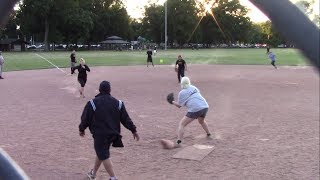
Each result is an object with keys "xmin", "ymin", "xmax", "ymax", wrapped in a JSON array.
[{"xmin": 99, "ymin": 81, "xmax": 111, "ymax": 93}]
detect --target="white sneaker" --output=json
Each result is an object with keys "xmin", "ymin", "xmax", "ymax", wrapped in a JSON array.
[{"xmin": 87, "ymin": 169, "xmax": 96, "ymax": 180}]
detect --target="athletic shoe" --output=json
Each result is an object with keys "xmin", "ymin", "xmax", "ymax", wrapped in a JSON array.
[
  {"xmin": 206, "ymin": 133, "xmax": 215, "ymax": 139},
  {"xmin": 87, "ymin": 169, "xmax": 96, "ymax": 180},
  {"xmin": 0, "ymin": 76, "xmax": 3, "ymax": 79}
]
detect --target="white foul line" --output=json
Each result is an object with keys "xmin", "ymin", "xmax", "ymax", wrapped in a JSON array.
[{"xmin": 35, "ymin": 53, "xmax": 67, "ymax": 74}]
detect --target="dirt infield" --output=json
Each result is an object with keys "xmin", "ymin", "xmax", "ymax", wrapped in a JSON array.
[{"xmin": 0, "ymin": 65, "xmax": 319, "ymax": 180}]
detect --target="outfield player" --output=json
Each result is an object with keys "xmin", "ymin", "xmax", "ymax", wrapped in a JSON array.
[
  {"xmin": 70, "ymin": 50, "xmax": 77, "ymax": 74},
  {"xmin": 79, "ymin": 81, "xmax": 139, "ymax": 180},
  {"xmin": 267, "ymin": 51, "xmax": 278, "ymax": 69},
  {"xmin": 153, "ymin": 46, "xmax": 157, "ymax": 55},
  {"xmin": 175, "ymin": 55, "xmax": 187, "ymax": 83},
  {"xmin": 146, "ymin": 48, "xmax": 154, "ymax": 67},
  {"xmin": 72, "ymin": 58, "xmax": 90, "ymax": 98},
  {"xmin": 170, "ymin": 77, "xmax": 211, "ymax": 147},
  {"xmin": 0, "ymin": 51, "xmax": 4, "ymax": 79}
]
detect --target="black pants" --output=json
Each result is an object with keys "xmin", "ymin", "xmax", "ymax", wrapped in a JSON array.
[
  {"xmin": 177, "ymin": 69, "xmax": 185, "ymax": 82},
  {"xmin": 271, "ymin": 61, "xmax": 277, "ymax": 68}
]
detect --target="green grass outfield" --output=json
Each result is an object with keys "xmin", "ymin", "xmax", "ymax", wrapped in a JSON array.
[{"xmin": 2, "ymin": 48, "xmax": 309, "ymax": 72}]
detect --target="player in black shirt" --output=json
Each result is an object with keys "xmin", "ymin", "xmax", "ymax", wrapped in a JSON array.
[
  {"xmin": 72, "ymin": 58, "xmax": 90, "ymax": 98},
  {"xmin": 175, "ymin": 55, "xmax": 187, "ymax": 83},
  {"xmin": 146, "ymin": 48, "xmax": 154, "ymax": 67},
  {"xmin": 70, "ymin": 50, "xmax": 77, "ymax": 74}
]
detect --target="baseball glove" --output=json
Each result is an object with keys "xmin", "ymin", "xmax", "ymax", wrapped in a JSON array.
[{"xmin": 167, "ymin": 93, "xmax": 174, "ymax": 104}]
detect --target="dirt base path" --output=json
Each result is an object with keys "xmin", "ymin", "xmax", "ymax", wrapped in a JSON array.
[{"xmin": 0, "ymin": 65, "xmax": 319, "ymax": 180}]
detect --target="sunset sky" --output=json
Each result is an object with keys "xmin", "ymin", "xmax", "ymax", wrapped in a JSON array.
[{"xmin": 124, "ymin": 0, "xmax": 319, "ymax": 22}]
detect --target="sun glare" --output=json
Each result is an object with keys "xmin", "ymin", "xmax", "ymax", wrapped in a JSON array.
[
  {"xmin": 196, "ymin": 0, "xmax": 216, "ymax": 16},
  {"xmin": 204, "ymin": 3, "xmax": 213, "ymax": 14}
]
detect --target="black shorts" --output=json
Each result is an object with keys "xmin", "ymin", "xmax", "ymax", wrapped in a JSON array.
[
  {"xmin": 93, "ymin": 135, "xmax": 112, "ymax": 160},
  {"xmin": 78, "ymin": 78, "xmax": 87, "ymax": 87},
  {"xmin": 186, "ymin": 108, "xmax": 208, "ymax": 119},
  {"xmin": 147, "ymin": 57, "xmax": 153, "ymax": 62}
]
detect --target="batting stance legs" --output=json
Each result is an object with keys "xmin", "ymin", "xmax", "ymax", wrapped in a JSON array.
[{"xmin": 177, "ymin": 115, "xmax": 211, "ymax": 145}]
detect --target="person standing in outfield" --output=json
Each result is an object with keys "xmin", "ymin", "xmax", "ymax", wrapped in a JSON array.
[
  {"xmin": 79, "ymin": 81, "xmax": 140, "ymax": 180},
  {"xmin": 153, "ymin": 46, "xmax": 157, "ymax": 55},
  {"xmin": 70, "ymin": 50, "xmax": 77, "ymax": 75},
  {"xmin": 266, "ymin": 46, "xmax": 270, "ymax": 53},
  {"xmin": 146, "ymin": 48, "xmax": 154, "ymax": 67},
  {"xmin": 175, "ymin": 55, "xmax": 187, "ymax": 83},
  {"xmin": 166, "ymin": 77, "xmax": 211, "ymax": 148},
  {"xmin": 267, "ymin": 51, "xmax": 278, "ymax": 69},
  {"xmin": 0, "ymin": 51, "xmax": 4, "ymax": 79},
  {"xmin": 72, "ymin": 58, "xmax": 90, "ymax": 98}
]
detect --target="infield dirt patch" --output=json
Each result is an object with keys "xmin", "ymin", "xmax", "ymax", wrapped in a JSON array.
[{"xmin": 0, "ymin": 65, "xmax": 319, "ymax": 179}]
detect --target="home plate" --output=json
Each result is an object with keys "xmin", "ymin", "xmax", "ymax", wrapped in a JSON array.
[{"xmin": 173, "ymin": 144, "xmax": 214, "ymax": 161}]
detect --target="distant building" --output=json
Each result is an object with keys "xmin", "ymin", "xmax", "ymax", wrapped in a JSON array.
[
  {"xmin": 0, "ymin": 38, "xmax": 29, "ymax": 51},
  {"xmin": 99, "ymin": 36, "xmax": 130, "ymax": 50}
]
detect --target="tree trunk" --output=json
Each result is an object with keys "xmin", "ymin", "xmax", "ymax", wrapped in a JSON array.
[{"xmin": 44, "ymin": 18, "xmax": 49, "ymax": 51}]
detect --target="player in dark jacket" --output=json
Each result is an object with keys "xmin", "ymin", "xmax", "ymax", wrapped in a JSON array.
[
  {"xmin": 72, "ymin": 58, "xmax": 90, "ymax": 98},
  {"xmin": 79, "ymin": 81, "xmax": 140, "ymax": 180}
]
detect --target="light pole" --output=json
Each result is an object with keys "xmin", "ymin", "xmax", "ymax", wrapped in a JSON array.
[{"xmin": 165, "ymin": 0, "xmax": 167, "ymax": 50}]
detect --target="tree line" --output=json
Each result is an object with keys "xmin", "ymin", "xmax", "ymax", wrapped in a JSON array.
[{"xmin": 3, "ymin": 0, "xmax": 313, "ymax": 51}]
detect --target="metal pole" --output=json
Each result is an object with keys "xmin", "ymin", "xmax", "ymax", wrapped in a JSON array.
[{"xmin": 165, "ymin": 0, "xmax": 168, "ymax": 50}]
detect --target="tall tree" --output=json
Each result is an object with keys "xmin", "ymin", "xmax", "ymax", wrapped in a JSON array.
[
  {"xmin": 166, "ymin": 0, "xmax": 199, "ymax": 46},
  {"xmin": 82, "ymin": 0, "xmax": 131, "ymax": 47},
  {"xmin": 17, "ymin": 0, "xmax": 58, "ymax": 51},
  {"xmin": 246, "ymin": 23, "xmax": 263, "ymax": 44},
  {"xmin": 203, "ymin": 0, "xmax": 252, "ymax": 44},
  {"xmin": 142, "ymin": 4, "xmax": 165, "ymax": 43},
  {"xmin": 57, "ymin": 0, "xmax": 94, "ymax": 45},
  {"xmin": 139, "ymin": 0, "xmax": 200, "ymax": 45},
  {"xmin": 260, "ymin": 21, "xmax": 286, "ymax": 46},
  {"xmin": 129, "ymin": 19, "xmax": 143, "ymax": 41},
  {"xmin": 295, "ymin": 0, "xmax": 320, "ymax": 27},
  {"xmin": 17, "ymin": 0, "xmax": 128, "ymax": 50},
  {"xmin": 0, "ymin": 11, "xmax": 21, "ymax": 39},
  {"xmin": 106, "ymin": 3, "xmax": 131, "ymax": 39}
]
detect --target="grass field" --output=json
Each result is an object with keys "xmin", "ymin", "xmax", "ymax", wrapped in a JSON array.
[{"xmin": 2, "ymin": 48, "xmax": 309, "ymax": 72}]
